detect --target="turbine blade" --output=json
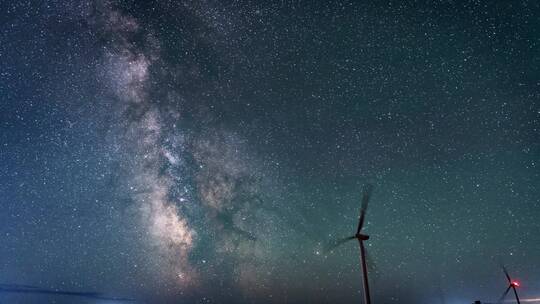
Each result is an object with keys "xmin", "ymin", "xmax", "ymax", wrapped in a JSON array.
[
  {"xmin": 498, "ymin": 286, "xmax": 512, "ymax": 304},
  {"xmin": 356, "ymin": 184, "xmax": 373, "ymax": 234},
  {"xmin": 325, "ymin": 236, "xmax": 356, "ymax": 253},
  {"xmin": 365, "ymin": 246, "xmax": 378, "ymax": 276},
  {"xmin": 502, "ymin": 265, "xmax": 512, "ymax": 284},
  {"xmin": 511, "ymin": 285, "xmax": 521, "ymax": 304}
]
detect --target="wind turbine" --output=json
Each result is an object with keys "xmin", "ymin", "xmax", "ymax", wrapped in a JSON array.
[
  {"xmin": 326, "ymin": 184, "xmax": 374, "ymax": 304},
  {"xmin": 498, "ymin": 265, "xmax": 521, "ymax": 304}
]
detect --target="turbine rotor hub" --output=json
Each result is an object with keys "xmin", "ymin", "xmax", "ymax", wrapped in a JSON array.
[{"xmin": 356, "ymin": 233, "xmax": 369, "ymax": 240}]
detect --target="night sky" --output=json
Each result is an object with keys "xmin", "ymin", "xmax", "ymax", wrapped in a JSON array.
[{"xmin": 1, "ymin": 1, "xmax": 539, "ymax": 303}]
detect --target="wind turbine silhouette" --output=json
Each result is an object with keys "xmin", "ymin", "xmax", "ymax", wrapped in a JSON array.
[
  {"xmin": 326, "ymin": 184, "xmax": 374, "ymax": 304},
  {"xmin": 498, "ymin": 265, "xmax": 521, "ymax": 304}
]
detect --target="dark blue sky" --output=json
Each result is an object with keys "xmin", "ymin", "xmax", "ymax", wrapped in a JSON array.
[{"xmin": 1, "ymin": 1, "xmax": 539, "ymax": 303}]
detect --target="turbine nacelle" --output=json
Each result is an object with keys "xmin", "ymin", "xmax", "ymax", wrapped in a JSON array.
[{"xmin": 356, "ymin": 233, "xmax": 369, "ymax": 241}]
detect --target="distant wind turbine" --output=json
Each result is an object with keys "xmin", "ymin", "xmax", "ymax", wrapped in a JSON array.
[
  {"xmin": 326, "ymin": 184, "xmax": 374, "ymax": 304},
  {"xmin": 498, "ymin": 265, "xmax": 521, "ymax": 304}
]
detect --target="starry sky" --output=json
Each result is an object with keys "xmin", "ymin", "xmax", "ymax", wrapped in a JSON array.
[{"xmin": 1, "ymin": 1, "xmax": 539, "ymax": 303}]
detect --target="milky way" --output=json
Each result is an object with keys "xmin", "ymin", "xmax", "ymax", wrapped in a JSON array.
[
  {"xmin": 90, "ymin": 1, "xmax": 292, "ymax": 299},
  {"xmin": 1, "ymin": 1, "xmax": 539, "ymax": 303}
]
